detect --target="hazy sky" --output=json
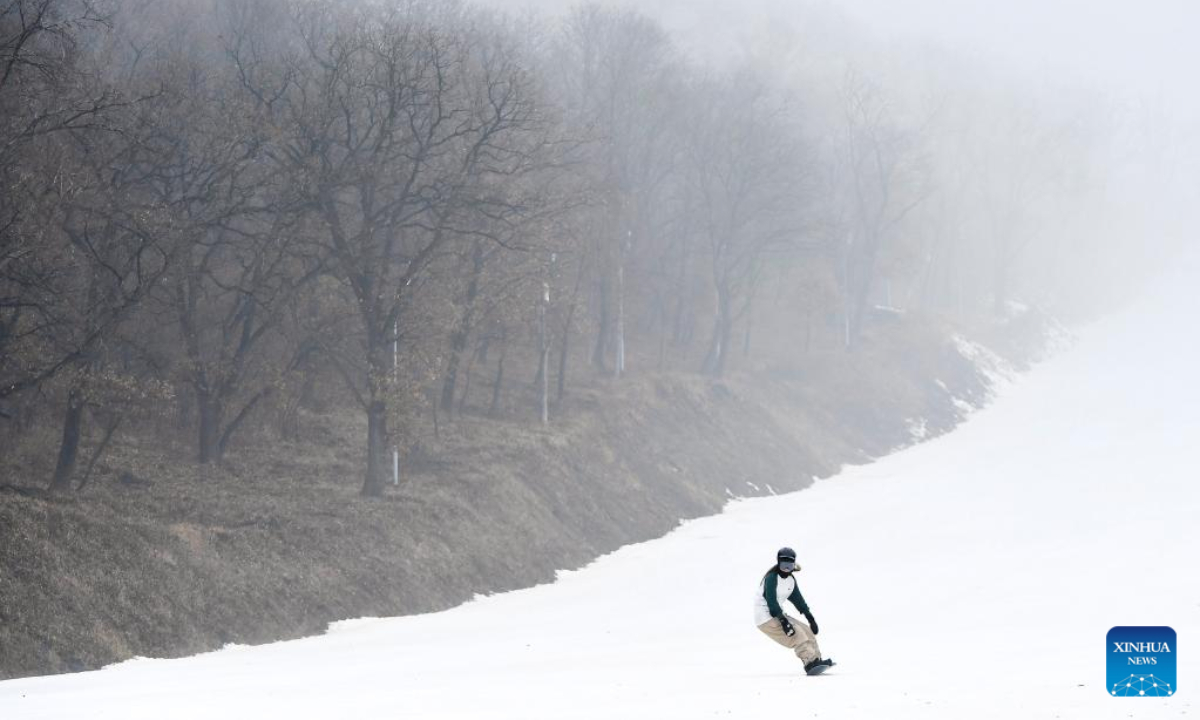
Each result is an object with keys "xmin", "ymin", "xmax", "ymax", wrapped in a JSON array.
[
  {"xmin": 489, "ymin": 0, "xmax": 1200, "ymax": 118},
  {"xmin": 841, "ymin": 0, "xmax": 1197, "ymax": 105}
]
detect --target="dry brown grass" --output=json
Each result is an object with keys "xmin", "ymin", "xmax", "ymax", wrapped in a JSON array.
[{"xmin": 0, "ymin": 313, "xmax": 1047, "ymax": 679}]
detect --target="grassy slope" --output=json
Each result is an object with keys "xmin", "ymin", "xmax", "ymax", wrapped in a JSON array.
[{"xmin": 0, "ymin": 316, "xmax": 1037, "ymax": 679}]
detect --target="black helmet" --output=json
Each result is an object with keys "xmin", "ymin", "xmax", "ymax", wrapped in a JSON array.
[{"xmin": 776, "ymin": 547, "xmax": 797, "ymax": 573}]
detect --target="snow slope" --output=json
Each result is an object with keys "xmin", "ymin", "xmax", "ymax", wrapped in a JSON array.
[{"xmin": 3, "ymin": 267, "xmax": 1198, "ymax": 718}]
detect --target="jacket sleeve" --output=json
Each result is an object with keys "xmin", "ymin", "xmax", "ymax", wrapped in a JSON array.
[
  {"xmin": 787, "ymin": 584, "xmax": 810, "ymax": 614},
  {"xmin": 762, "ymin": 572, "xmax": 784, "ymax": 619}
]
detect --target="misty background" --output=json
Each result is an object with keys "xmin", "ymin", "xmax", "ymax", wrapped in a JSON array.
[
  {"xmin": 1, "ymin": 0, "xmax": 1197, "ymax": 681},
  {"xmin": 490, "ymin": 0, "xmax": 1200, "ymax": 310}
]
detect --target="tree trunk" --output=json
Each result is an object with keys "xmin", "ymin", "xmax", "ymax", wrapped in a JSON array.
[
  {"xmin": 218, "ymin": 389, "xmax": 269, "ymax": 458},
  {"xmin": 197, "ymin": 391, "xmax": 223, "ymax": 464},
  {"xmin": 441, "ymin": 242, "xmax": 484, "ymax": 414},
  {"xmin": 715, "ymin": 311, "xmax": 734, "ymax": 377},
  {"xmin": 702, "ymin": 284, "xmax": 732, "ymax": 376},
  {"xmin": 362, "ymin": 398, "xmax": 390, "ymax": 497},
  {"xmin": 702, "ymin": 318, "xmax": 720, "ymax": 375},
  {"xmin": 557, "ymin": 255, "xmax": 585, "ymax": 402},
  {"xmin": 77, "ymin": 416, "xmax": 121, "ymax": 491},
  {"xmin": 176, "ymin": 388, "xmax": 193, "ymax": 430},
  {"xmin": 591, "ymin": 276, "xmax": 610, "ymax": 370},
  {"xmin": 458, "ymin": 342, "xmax": 480, "ymax": 416},
  {"xmin": 845, "ymin": 243, "xmax": 878, "ymax": 352},
  {"xmin": 671, "ymin": 294, "xmax": 687, "ymax": 346},
  {"xmin": 49, "ymin": 388, "xmax": 85, "ymax": 492},
  {"xmin": 489, "ymin": 342, "xmax": 507, "ymax": 418},
  {"xmin": 362, "ymin": 336, "xmax": 393, "ymax": 496},
  {"xmin": 671, "ymin": 240, "xmax": 691, "ymax": 346},
  {"xmin": 538, "ymin": 302, "xmax": 548, "ymax": 425},
  {"xmin": 614, "ymin": 262, "xmax": 625, "ymax": 378},
  {"xmin": 431, "ymin": 389, "xmax": 440, "ymax": 440},
  {"xmin": 440, "ymin": 328, "xmax": 467, "ymax": 415},
  {"xmin": 557, "ymin": 322, "xmax": 572, "ymax": 403}
]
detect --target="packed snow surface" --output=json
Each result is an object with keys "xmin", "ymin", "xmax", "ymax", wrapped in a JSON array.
[{"xmin": 3, "ymin": 266, "xmax": 1198, "ymax": 718}]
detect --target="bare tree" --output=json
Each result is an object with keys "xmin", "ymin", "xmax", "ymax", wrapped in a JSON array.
[
  {"xmin": 272, "ymin": 2, "xmax": 555, "ymax": 495},
  {"xmin": 0, "ymin": 0, "xmax": 138, "ymax": 401},
  {"xmin": 549, "ymin": 5, "xmax": 682, "ymax": 378},
  {"xmin": 38, "ymin": 100, "xmax": 175, "ymax": 491},
  {"xmin": 834, "ymin": 68, "xmax": 930, "ymax": 349},
  {"xmin": 684, "ymin": 70, "xmax": 809, "ymax": 376}
]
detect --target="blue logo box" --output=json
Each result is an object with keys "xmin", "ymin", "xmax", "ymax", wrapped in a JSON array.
[{"xmin": 1108, "ymin": 626, "xmax": 1176, "ymax": 697}]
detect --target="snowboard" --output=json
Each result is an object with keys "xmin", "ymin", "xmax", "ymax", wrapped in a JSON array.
[{"xmin": 806, "ymin": 660, "xmax": 836, "ymax": 676}]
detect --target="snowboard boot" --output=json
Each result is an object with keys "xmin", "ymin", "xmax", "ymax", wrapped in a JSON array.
[{"xmin": 804, "ymin": 658, "xmax": 835, "ymax": 676}]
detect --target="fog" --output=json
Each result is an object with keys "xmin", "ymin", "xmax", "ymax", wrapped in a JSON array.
[
  {"xmin": 488, "ymin": 0, "xmax": 1200, "ymax": 315},
  {"xmin": 4, "ymin": 0, "xmax": 1197, "ymax": 491},
  {"xmin": 3, "ymin": 0, "xmax": 1199, "ymax": 690},
  {"xmin": 499, "ymin": 0, "xmax": 1200, "ymax": 107}
]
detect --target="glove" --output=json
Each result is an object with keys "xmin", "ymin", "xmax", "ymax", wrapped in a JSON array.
[
  {"xmin": 804, "ymin": 611, "xmax": 819, "ymax": 636},
  {"xmin": 778, "ymin": 616, "xmax": 796, "ymax": 637}
]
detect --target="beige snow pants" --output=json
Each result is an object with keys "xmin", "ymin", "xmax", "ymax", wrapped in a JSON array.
[{"xmin": 757, "ymin": 614, "xmax": 821, "ymax": 665}]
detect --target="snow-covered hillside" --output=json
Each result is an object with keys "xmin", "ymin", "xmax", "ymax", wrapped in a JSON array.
[{"xmin": 2, "ymin": 265, "xmax": 1198, "ymax": 719}]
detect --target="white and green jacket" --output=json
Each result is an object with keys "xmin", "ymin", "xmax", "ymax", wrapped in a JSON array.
[{"xmin": 753, "ymin": 569, "xmax": 810, "ymax": 626}]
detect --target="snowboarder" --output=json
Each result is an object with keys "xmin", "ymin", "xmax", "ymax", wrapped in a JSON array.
[{"xmin": 754, "ymin": 547, "xmax": 835, "ymax": 675}]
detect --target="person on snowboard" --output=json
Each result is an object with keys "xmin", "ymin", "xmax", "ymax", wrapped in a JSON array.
[{"xmin": 754, "ymin": 547, "xmax": 834, "ymax": 675}]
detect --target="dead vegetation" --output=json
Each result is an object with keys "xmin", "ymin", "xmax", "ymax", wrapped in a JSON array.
[{"xmin": 0, "ymin": 314, "xmax": 1035, "ymax": 680}]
